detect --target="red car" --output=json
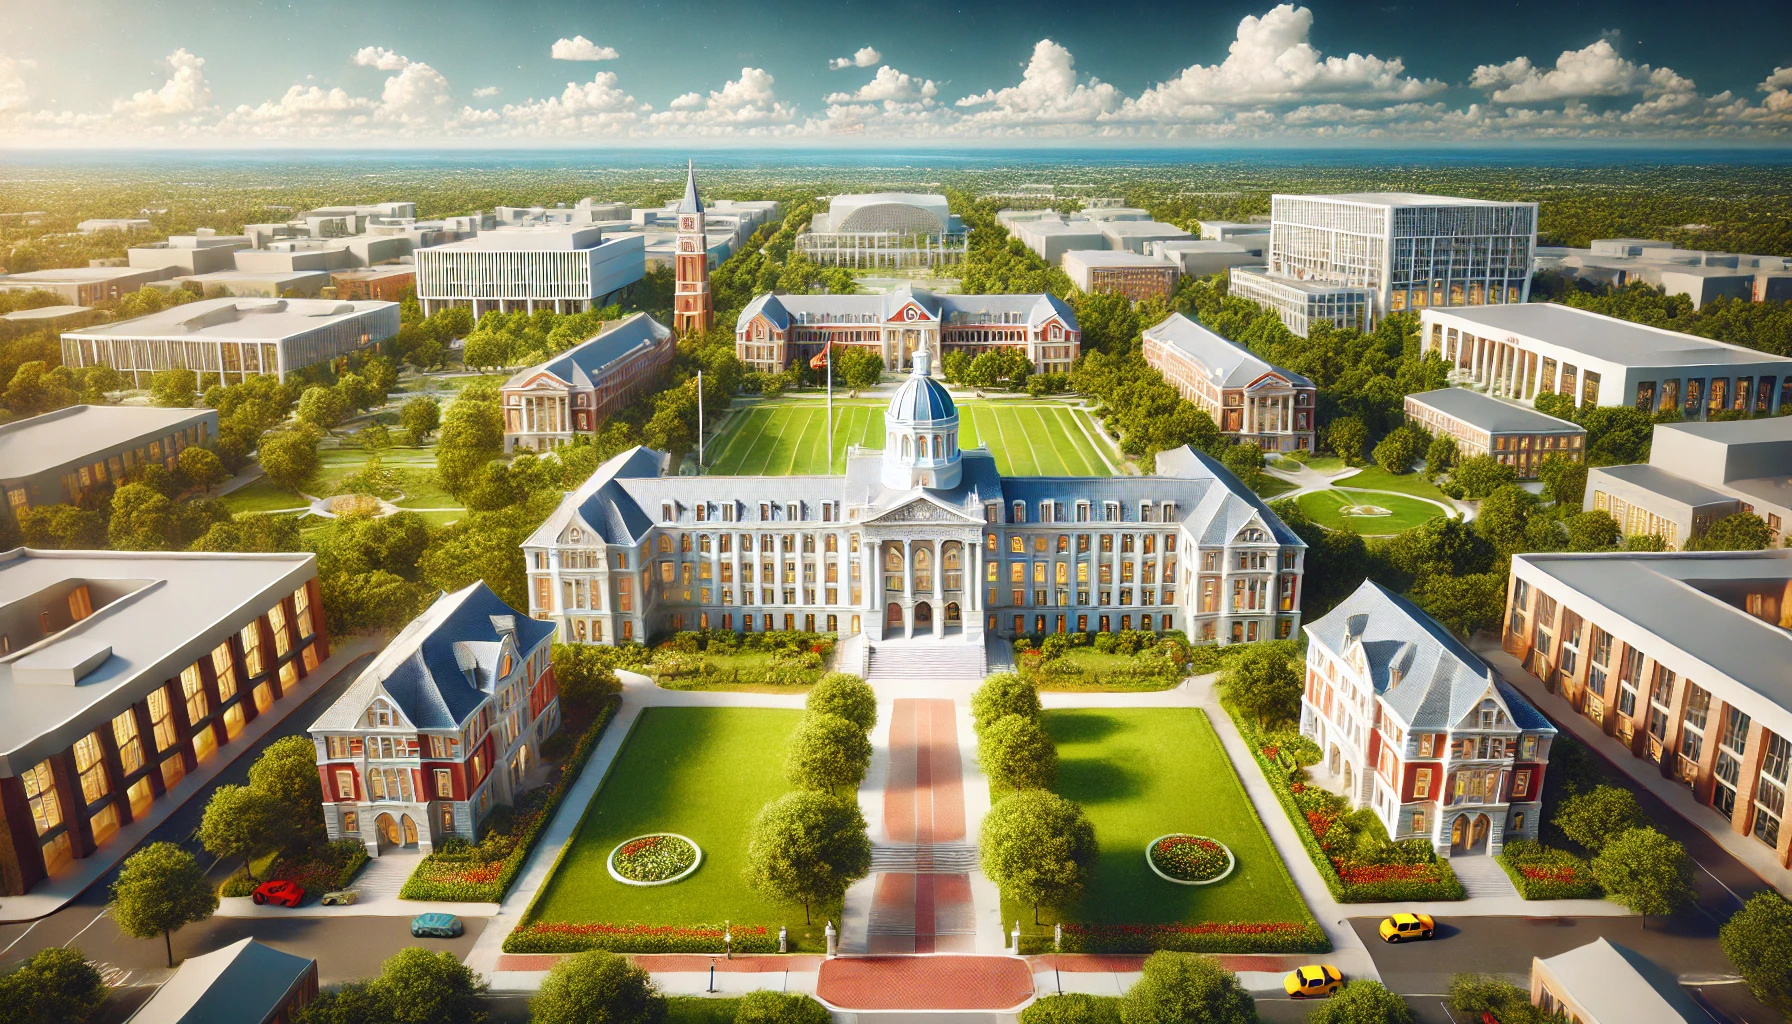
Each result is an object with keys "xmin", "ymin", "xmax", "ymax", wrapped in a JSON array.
[{"xmin": 251, "ymin": 880, "xmax": 305, "ymax": 907}]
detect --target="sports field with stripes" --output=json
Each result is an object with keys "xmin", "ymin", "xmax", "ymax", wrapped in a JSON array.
[{"xmin": 704, "ymin": 399, "xmax": 1119, "ymax": 477}]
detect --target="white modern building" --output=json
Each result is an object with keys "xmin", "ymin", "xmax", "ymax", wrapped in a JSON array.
[
  {"xmin": 415, "ymin": 226, "xmax": 646, "ymax": 318},
  {"xmin": 1419, "ymin": 303, "xmax": 1792, "ymax": 415},
  {"xmin": 796, "ymin": 193, "xmax": 968, "ymax": 268},
  {"xmin": 1586, "ymin": 417, "xmax": 1792, "ymax": 550},
  {"xmin": 1228, "ymin": 267, "xmax": 1373, "ymax": 337},
  {"xmin": 60, "ymin": 297, "xmax": 400, "ymax": 386},
  {"xmin": 1231, "ymin": 193, "xmax": 1538, "ymax": 336},
  {"xmin": 1537, "ymin": 238, "xmax": 1792, "ymax": 308}
]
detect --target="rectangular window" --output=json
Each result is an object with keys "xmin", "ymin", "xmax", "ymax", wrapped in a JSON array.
[
  {"xmin": 1513, "ymin": 770, "xmax": 1531, "ymax": 799},
  {"xmin": 335, "ymin": 769, "xmax": 355, "ymax": 799},
  {"xmin": 434, "ymin": 768, "xmax": 453, "ymax": 798},
  {"xmin": 73, "ymin": 731, "xmax": 110, "ymax": 805},
  {"xmin": 1413, "ymin": 768, "xmax": 1432, "ymax": 799},
  {"xmin": 240, "ymin": 623, "xmax": 264, "ymax": 676},
  {"xmin": 181, "ymin": 663, "xmax": 209, "ymax": 723},
  {"xmin": 211, "ymin": 643, "xmax": 237, "ymax": 703},
  {"xmin": 23, "ymin": 760, "xmax": 61, "ymax": 836},
  {"xmin": 269, "ymin": 602, "xmax": 291, "ymax": 657},
  {"xmin": 113, "ymin": 710, "xmax": 145, "ymax": 777},
  {"xmin": 294, "ymin": 585, "xmax": 315, "ymax": 638},
  {"xmin": 1753, "ymin": 733, "xmax": 1789, "ymax": 850}
]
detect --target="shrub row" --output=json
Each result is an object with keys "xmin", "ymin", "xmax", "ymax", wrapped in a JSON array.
[
  {"xmin": 400, "ymin": 696, "xmax": 621, "ymax": 902},
  {"xmin": 219, "ymin": 839, "xmax": 369, "ymax": 898},
  {"xmin": 503, "ymin": 921, "xmax": 778, "ymax": 954},
  {"xmin": 1498, "ymin": 840, "xmax": 1601, "ymax": 900},
  {"xmin": 1051, "ymin": 921, "xmax": 1330, "ymax": 954}
]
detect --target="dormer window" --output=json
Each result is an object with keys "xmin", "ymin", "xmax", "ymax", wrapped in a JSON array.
[
  {"xmin": 662, "ymin": 502, "xmax": 675, "ymax": 522},
  {"xmin": 368, "ymin": 700, "xmax": 394, "ymax": 728},
  {"xmin": 1104, "ymin": 501, "xmax": 1119, "ymax": 522},
  {"xmin": 1479, "ymin": 701, "xmax": 1498, "ymax": 730},
  {"xmin": 501, "ymin": 653, "xmax": 513, "ymax": 676},
  {"xmin": 1011, "ymin": 501, "xmax": 1026, "ymax": 524}
]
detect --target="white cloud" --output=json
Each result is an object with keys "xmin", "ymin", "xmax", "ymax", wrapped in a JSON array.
[
  {"xmin": 114, "ymin": 48, "xmax": 211, "ymax": 117},
  {"xmin": 0, "ymin": 55, "xmax": 34, "ymax": 114},
  {"xmin": 472, "ymin": 86, "xmax": 501, "ymax": 98},
  {"xmin": 953, "ymin": 40, "xmax": 1121, "ymax": 128},
  {"xmin": 347, "ymin": 47, "xmax": 453, "ymax": 125},
  {"xmin": 497, "ymin": 71, "xmax": 647, "ymax": 135},
  {"xmin": 824, "ymin": 65, "xmax": 938, "ymax": 105},
  {"xmin": 352, "ymin": 46, "xmax": 412, "ymax": 72},
  {"xmin": 828, "ymin": 46, "xmax": 881, "ymax": 70},
  {"xmin": 219, "ymin": 85, "xmax": 373, "ymax": 131},
  {"xmin": 551, "ymin": 36, "xmax": 619, "ymax": 61},
  {"xmin": 649, "ymin": 67, "xmax": 796, "ymax": 131},
  {"xmin": 1118, "ymin": 5, "xmax": 1440, "ymax": 122},
  {"xmin": 1470, "ymin": 39, "xmax": 1692, "ymax": 103}
]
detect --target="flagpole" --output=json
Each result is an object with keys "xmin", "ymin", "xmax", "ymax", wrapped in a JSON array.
[
  {"xmin": 697, "ymin": 369, "xmax": 704, "ymax": 473},
  {"xmin": 827, "ymin": 344, "xmax": 834, "ymax": 472}
]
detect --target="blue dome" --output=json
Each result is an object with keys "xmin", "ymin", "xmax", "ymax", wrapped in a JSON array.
[{"xmin": 887, "ymin": 374, "xmax": 956, "ymax": 424}]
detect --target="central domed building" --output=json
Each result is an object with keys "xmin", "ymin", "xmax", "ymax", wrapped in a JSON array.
[{"xmin": 881, "ymin": 342, "xmax": 962, "ymax": 491}]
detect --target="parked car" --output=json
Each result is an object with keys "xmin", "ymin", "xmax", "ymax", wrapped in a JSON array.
[
  {"xmin": 1283, "ymin": 965, "xmax": 1343, "ymax": 998},
  {"xmin": 319, "ymin": 889, "xmax": 360, "ymax": 907},
  {"xmin": 411, "ymin": 913, "xmax": 464, "ymax": 938},
  {"xmin": 251, "ymin": 880, "xmax": 305, "ymax": 907},
  {"xmin": 1378, "ymin": 912, "xmax": 1436, "ymax": 942}
]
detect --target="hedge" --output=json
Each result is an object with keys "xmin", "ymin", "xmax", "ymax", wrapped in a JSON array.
[
  {"xmin": 400, "ymin": 695, "xmax": 621, "ymax": 902},
  {"xmin": 1046, "ymin": 921, "xmax": 1330, "ymax": 954},
  {"xmin": 1223, "ymin": 700, "xmax": 1465, "ymax": 903},
  {"xmin": 1499, "ymin": 840, "xmax": 1601, "ymax": 900},
  {"xmin": 504, "ymin": 921, "xmax": 778, "ymax": 954},
  {"xmin": 220, "ymin": 839, "xmax": 369, "ymax": 898}
]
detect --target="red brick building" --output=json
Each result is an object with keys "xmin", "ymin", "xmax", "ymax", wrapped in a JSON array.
[{"xmin": 500, "ymin": 312, "xmax": 676, "ymax": 453}]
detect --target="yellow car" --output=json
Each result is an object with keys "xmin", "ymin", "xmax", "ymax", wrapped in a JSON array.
[
  {"xmin": 1377, "ymin": 912, "xmax": 1436, "ymax": 943},
  {"xmin": 1283, "ymin": 964, "xmax": 1344, "ymax": 998}
]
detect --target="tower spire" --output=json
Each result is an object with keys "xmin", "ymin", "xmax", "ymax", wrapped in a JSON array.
[{"xmin": 678, "ymin": 158, "xmax": 703, "ymax": 214}]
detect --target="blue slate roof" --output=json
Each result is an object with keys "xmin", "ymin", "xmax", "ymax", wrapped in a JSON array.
[
  {"xmin": 887, "ymin": 368, "xmax": 956, "ymax": 423},
  {"xmin": 504, "ymin": 313, "xmax": 670, "ymax": 390}
]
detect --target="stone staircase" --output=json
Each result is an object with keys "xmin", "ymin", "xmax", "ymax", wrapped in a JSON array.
[
  {"xmin": 1447, "ymin": 853, "xmax": 1520, "ymax": 899},
  {"xmin": 870, "ymin": 841, "xmax": 981, "ymax": 874},
  {"xmin": 867, "ymin": 641, "xmax": 986, "ymax": 682}
]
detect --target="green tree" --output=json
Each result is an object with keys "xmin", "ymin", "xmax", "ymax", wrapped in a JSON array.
[
  {"xmin": 198, "ymin": 784, "xmax": 284, "ymax": 877},
  {"xmin": 785, "ymin": 712, "xmax": 873, "ymax": 792},
  {"xmin": 248, "ymin": 735, "xmax": 326, "ymax": 847},
  {"xmin": 1719, "ymin": 892, "xmax": 1792, "ymax": 1015},
  {"xmin": 979, "ymin": 790, "xmax": 1097, "ymax": 924},
  {"xmin": 1591, "ymin": 826, "xmax": 1695, "ymax": 922},
  {"xmin": 436, "ymin": 392, "xmax": 505, "ymax": 498},
  {"xmin": 835, "ymin": 347, "xmax": 886, "ymax": 390},
  {"xmin": 744, "ymin": 792, "xmax": 871, "ymax": 924},
  {"xmin": 971, "ymin": 673, "xmax": 1041, "ymax": 730},
  {"xmin": 550, "ymin": 643, "xmax": 622, "ymax": 724},
  {"xmin": 149, "ymin": 368, "xmax": 199, "ymax": 408},
  {"xmin": 1446, "ymin": 975, "xmax": 1552, "ymax": 1024},
  {"xmin": 805, "ymin": 674, "xmax": 877, "ymax": 731},
  {"xmin": 176, "ymin": 446, "xmax": 227, "ymax": 492},
  {"xmin": 1117, "ymin": 952, "xmax": 1256, "ymax": 1024},
  {"xmin": 0, "ymin": 947, "xmax": 108, "ymax": 1024},
  {"xmin": 978, "ymin": 714, "xmax": 1059, "ymax": 791},
  {"xmin": 1307, "ymin": 980, "xmax": 1413, "ymax": 1024},
  {"xmin": 109, "ymin": 842, "xmax": 217, "ymax": 967},
  {"xmin": 297, "ymin": 385, "xmax": 349, "ymax": 432},
  {"xmin": 1686, "ymin": 511, "xmax": 1773, "ymax": 551},
  {"xmin": 1423, "ymin": 433, "xmax": 1459, "ymax": 479},
  {"xmin": 1538, "ymin": 454, "xmax": 1588, "ymax": 507},
  {"xmin": 317, "ymin": 568, "xmax": 433, "ymax": 636},
  {"xmin": 1554, "ymin": 785, "xmax": 1648, "ymax": 853},
  {"xmin": 1372, "ymin": 426, "xmax": 1425, "ymax": 475},
  {"xmin": 376, "ymin": 947, "xmax": 487, "ymax": 1024},
  {"xmin": 1409, "ymin": 572, "xmax": 1507, "ymax": 640},
  {"xmin": 1532, "ymin": 391, "xmax": 1578, "ymax": 421},
  {"xmin": 1565, "ymin": 509, "xmax": 1621, "ymax": 551},
  {"xmin": 529, "ymin": 951, "xmax": 662, "ymax": 1024},
  {"xmin": 108, "ymin": 482, "xmax": 174, "ymax": 550},
  {"xmin": 1624, "ymin": 533, "xmax": 1669, "ymax": 552},
  {"xmin": 259, "ymin": 424, "xmax": 323, "ymax": 494},
  {"xmin": 17, "ymin": 505, "xmax": 106, "ymax": 549},
  {"xmin": 1475, "ymin": 485, "xmax": 1538, "ymax": 551},
  {"xmin": 1221, "ymin": 443, "xmax": 1266, "ymax": 489},
  {"xmin": 1327, "ymin": 416, "xmax": 1368, "ymax": 466},
  {"xmin": 1450, "ymin": 455, "xmax": 1517, "ymax": 499},
  {"xmin": 461, "ymin": 329, "xmax": 514, "ymax": 371},
  {"xmin": 401, "ymin": 396, "xmax": 442, "ymax": 446},
  {"xmin": 734, "ymin": 990, "xmax": 832, "ymax": 1024},
  {"xmin": 1220, "ymin": 644, "xmax": 1303, "ymax": 728}
]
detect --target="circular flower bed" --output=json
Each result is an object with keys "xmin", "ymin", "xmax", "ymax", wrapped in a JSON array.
[
  {"xmin": 1147, "ymin": 834, "xmax": 1235, "ymax": 885},
  {"xmin": 606, "ymin": 833, "xmax": 701, "ymax": 886}
]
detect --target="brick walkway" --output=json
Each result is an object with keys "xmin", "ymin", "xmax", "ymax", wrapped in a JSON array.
[
  {"xmin": 496, "ymin": 953, "xmax": 824, "ymax": 972},
  {"xmin": 869, "ymin": 698, "xmax": 976, "ymax": 953},
  {"xmin": 816, "ymin": 955, "xmax": 1034, "ymax": 1009}
]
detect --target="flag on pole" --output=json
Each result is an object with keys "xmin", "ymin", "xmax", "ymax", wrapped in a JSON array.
[{"xmin": 809, "ymin": 339, "xmax": 831, "ymax": 371}]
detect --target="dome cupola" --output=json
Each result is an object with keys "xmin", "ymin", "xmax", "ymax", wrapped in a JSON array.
[{"xmin": 882, "ymin": 340, "xmax": 961, "ymax": 490}]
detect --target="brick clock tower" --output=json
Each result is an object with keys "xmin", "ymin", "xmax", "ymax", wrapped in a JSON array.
[{"xmin": 673, "ymin": 160, "xmax": 713, "ymax": 336}]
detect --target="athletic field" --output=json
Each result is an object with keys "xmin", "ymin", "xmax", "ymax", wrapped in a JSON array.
[{"xmin": 703, "ymin": 399, "xmax": 1118, "ymax": 477}]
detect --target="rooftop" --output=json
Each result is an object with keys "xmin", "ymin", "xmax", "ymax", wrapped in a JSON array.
[
  {"xmin": 1143, "ymin": 312, "xmax": 1312, "ymax": 389},
  {"xmin": 424, "ymin": 226, "xmax": 606, "ymax": 252},
  {"xmin": 1289, "ymin": 192, "xmax": 1525, "ymax": 207},
  {"xmin": 0, "ymin": 304, "xmax": 90, "ymax": 321},
  {"xmin": 0, "ymin": 267, "xmax": 159, "ymax": 284},
  {"xmin": 62, "ymin": 297, "xmax": 395, "ymax": 343},
  {"xmin": 1427, "ymin": 303, "xmax": 1792, "ymax": 367},
  {"xmin": 504, "ymin": 313, "xmax": 671, "ymax": 391},
  {"xmin": 1536, "ymin": 938, "xmax": 1703, "ymax": 1023},
  {"xmin": 1099, "ymin": 221, "xmax": 1191, "ymax": 237},
  {"xmin": 1591, "ymin": 463, "xmax": 1737, "ymax": 508},
  {"xmin": 127, "ymin": 937, "xmax": 314, "ymax": 1024},
  {"xmin": 1232, "ymin": 266, "xmax": 1372, "ymax": 296},
  {"xmin": 1405, "ymin": 388, "xmax": 1584, "ymax": 435},
  {"xmin": 1656, "ymin": 417, "xmax": 1792, "ymax": 445},
  {"xmin": 0, "ymin": 405, "xmax": 218, "ymax": 480},
  {"xmin": 1064, "ymin": 250, "xmax": 1179, "ymax": 268}
]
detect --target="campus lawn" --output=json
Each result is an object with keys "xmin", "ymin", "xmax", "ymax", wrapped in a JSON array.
[
  {"xmin": 1295, "ymin": 455, "xmax": 1347, "ymax": 474},
  {"xmin": 1337, "ymin": 465, "xmax": 1452, "ymax": 502},
  {"xmin": 1004, "ymin": 708, "xmax": 1314, "ymax": 938},
  {"xmin": 521, "ymin": 707, "xmax": 835, "ymax": 950},
  {"xmin": 219, "ymin": 477, "xmax": 308, "ymax": 513},
  {"xmin": 1296, "ymin": 488, "xmax": 1449, "ymax": 536},
  {"xmin": 704, "ymin": 398, "xmax": 1116, "ymax": 477},
  {"xmin": 1252, "ymin": 475, "xmax": 1297, "ymax": 499}
]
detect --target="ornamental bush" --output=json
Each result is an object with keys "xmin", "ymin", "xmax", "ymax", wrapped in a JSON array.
[
  {"xmin": 805, "ymin": 674, "xmax": 877, "ymax": 731},
  {"xmin": 504, "ymin": 922, "xmax": 777, "ymax": 955},
  {"xmin": 1498, "ymin": 840, "xmax": 1600, "ymax": 900},
  {"xmin": 1057, "ymin": 921, "xmax": 1329, "ymax": 955},
  {"xmin": 734, "ymin": 990, "xmax": 832, "ymax": 1024},
  {"xmin": 785, "ymin": 712, "xmax": 872, "ymax": 792},
  {"xmin": 978, "ymin": 714, "xmax": 1058, "ymax": 791},
  {"xmin": 530, "ymin": 950, "xmax": 666, "ymax": 1024},
  {"xmin": 972, "ymin": 673, "xmax": 1041, "ymax": 730},
  {"xmin": 1021, "ymin": 994, "xmax": 1121, "ymax": 1024},
  {"xmin": 1117, "ymin": 952, "xmax": 1255, "ymax": 1024}
]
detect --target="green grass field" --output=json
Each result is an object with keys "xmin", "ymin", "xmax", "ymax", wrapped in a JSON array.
[
  {"xmin": 1007, "ymin": 709, "xmax": 1314, "ymax": 936},
  {"xmin": 220, "ymin": 442, "xmax": 463, "ymax": 516},
  {"xmin": 704, "ymin": 399, "xmax": 1117, "ymax": 477},
  {"xmin": 522, "ymin": 707, "xmax": 833, "ymax": 949},
  {"xmin": 1296, "ymin": 488, "xmax": 1451, "ymax": 535},
  {"xmin": 1337, "ymin": 465, "xmax": 1452, "ymax": 502}
]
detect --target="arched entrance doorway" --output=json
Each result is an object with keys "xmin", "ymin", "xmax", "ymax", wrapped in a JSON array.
[
  {"xmin": 914, "ymin": 601, "xmax": 933, "ymax": 635},
  {"xmin": 886, "ymin": 603, "xmax": 903, "ymax": 629},
  {"xmin": 401, "ymin": 814, "xmax": 419, "ymax": 846},
  {"xmin": 375, "ymin": 812, "xmax": 401, "ymax": 851},
  {"xmin": 944, "ymin": 602, "xmax": 961, "ymax": 634},
  {"xmin": 1450, "ymin": 813, "xmax": 1491, "ymax": 854}
]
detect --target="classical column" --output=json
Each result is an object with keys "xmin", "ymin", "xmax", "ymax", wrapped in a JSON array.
[
  {"xmin": 903, "ymin": 541, "xmax": 915, "ymax": 639},
  {"xmin": 932, "ymin": 539, "xmax": 944, "ymax": 640}
]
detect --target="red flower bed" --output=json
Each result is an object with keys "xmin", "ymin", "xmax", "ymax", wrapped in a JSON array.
[
  {"xmin": 1331, "ymin": 860, "xmax": 1442, "ymax": 884},
  {"xmin": 1261, "ymin": 746, "xmax": 1281, "ymax": 760},
  {"xmin": 1057, "ymin": 921, "xmax": 1328, "ymax": 954},
  {"xmin": 1519, "ymin": 865, "xmax": 1581, "ymax": 883}
]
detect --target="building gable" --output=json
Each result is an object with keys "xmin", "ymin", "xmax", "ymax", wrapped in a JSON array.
[
  {"xmin": 886, "ymin": 302, "xmax": 934, "ymax": 325},
  {"xmin": 861, "ymin": 494, "xmax": 982, "ymax": 526}
]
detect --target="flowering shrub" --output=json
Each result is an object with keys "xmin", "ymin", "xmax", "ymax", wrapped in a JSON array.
[
  {"xmin": 1499, "ymin": 840, "xmax": 1601, "ymax": 900},
  {"xmin": 1149, "ymin": 835, "xmax": 1231, "ymax": 882},
  {"xmin": 611, "ymin": 834, "xmax": 697, "ymax": 882},
  {"xmin": 1056, "ymin": 921, "xmax": 1328, "ymax": 954},
  {"xmin": 503, "ymin": 921, "xmax": 777, "ymax": 954}
]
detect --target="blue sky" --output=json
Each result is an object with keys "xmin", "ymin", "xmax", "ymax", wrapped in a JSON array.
[{"xmin": 4, "ymin": 0, "xmax": 1789, "ymax": 145}]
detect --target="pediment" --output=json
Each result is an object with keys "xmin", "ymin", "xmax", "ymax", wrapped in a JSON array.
[
  {"xmin": 862, "ymin": 495, "xmax": 981, "ymax": 526},
  {"xmin": 1243, "ymin": 372, "xmax": 1294, "ymax": 391},
  {"xmin": 517, "ymin": 371, "xmax": 571, "ymax": 391},
  {"xmin": 886, "ymin": 302, "xmax": 935, "ymax": 325}
]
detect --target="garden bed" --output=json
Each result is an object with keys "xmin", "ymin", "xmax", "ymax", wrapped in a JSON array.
[
  {"xmin": 1147, "ymin": 835, "xmax": 1234, "ymax": 885},
  {"xmin": 1042, "ymin": 921, "xmax": 1329, "ymax": 955},
  {"xmin": 399, "ymin": 695, "xmax": 620, "ymax": 902},
  {"xmin": 220, "ymin": 839, "xmax": 369, "ymax": 899},
  {"xmin": 1016, "ymin": 631, "xmax": 1190, "ymax": 691},
  {"xmin": 1498, "ymin": 840, "xmax": 1601, "ymax": 900},
  {"xmin": 647, "ymin": 630, "xmax": 834, "ymax": 689}
]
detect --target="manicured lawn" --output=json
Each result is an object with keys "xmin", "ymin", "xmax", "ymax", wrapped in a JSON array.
[
  {"xmin": 1297, "ymin": 455, "xmax": 1347, "ymax": 474},
  {"xmin": 1296, "ymin": 488, "xmax": 1450, "ymax": 536},
  {"xmin": 704, "ymin": 398, "xmax": 1115, "ymax": 477},
  {"xmin": 522, "ymin": 707, "xmax": 834, "ymax": 949},
  {"xmin": 1337, "ymin": 465, "xmax": 1451, "ymax": 502},
  {"xmin": 1252, "ymin": 475, "xmax": 1297, "ymax": 499},
  {"xmin": 219, "ymin": 478, "xmax": 308, "ymax": 513},
  {"xmin": 1005, "ymin": 708, "xmax": 1314, "ymax": 936}
]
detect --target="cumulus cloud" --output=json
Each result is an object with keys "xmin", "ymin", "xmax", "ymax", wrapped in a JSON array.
[
  {"xmin": 1470, "ymin": 39, "xmax": 1692, "ymax": 103},
  {"xmin": 551, "ymin": 36, "xmax": 619, "ymax": 61},
  {"xmin": 352, "ymin": 46, "xmax": 412, "ymax": 71},
  {"xmin": 825, "ymin": 66, "xmax": 938, "ymax": 105},
  {"xmin": 114, "ymin": 48, "xmax": 211, "ymax": 117},
  {"xmin": 472, "ymin": 85, "xmax": 501, "ymax": 98},
  {"xmin": 1118, "ymin": 5, "xmax": 1440, "ymax": 121},
  {"xmin": 498, "ymin": 71, "xmax": 647, "ymax": 134},
  {"xmin": 650, "ymin": 67, "xmax": 796, "ymax": 131},
  {"xmin": 954, "ymin": 40, "xmax": 1121, "ymax": 128},
  {"xmin": 219, "ymin": 85, "xmax": 373, "ymax": 131},
  {"xmin": 828, "ymin": 46, "xmax": 881, "ymax": 70},
  {"xmin": 0, "ymin": 55, "xmax": 34, "ymax": 114},
  {"xmin": 346, "ymin": 47, "xmax": 454, "ymax": 124}
]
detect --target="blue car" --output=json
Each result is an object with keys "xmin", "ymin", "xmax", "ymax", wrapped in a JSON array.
[{"xmin": 411, "ymin": 913, "xmax": 465, "ymax": 939}]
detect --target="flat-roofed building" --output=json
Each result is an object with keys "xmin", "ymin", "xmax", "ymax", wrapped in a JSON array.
[
  {"xmin": 1531, "ymin": 938, "xmax": 1703, "ymax": 1024},
  {"xmin": 796, "ymin": 193, "xmax": 967, "ymax": 268},
  {"xmin": 1229, "ymin": 265, "xmax": 1372, "ymax": 336},
  {"xmin": 1150, "ymin": 240, "xmax": 1264, "ymax": 277},
  {"xmin": 1098, "ymin": 221, "xmax": 1191, "ymax": 254},
  {"xmin": 1504, "ymin": 549, "xmax": 1792, "ymax": 883},
  {"xmin": 1062, "ymin": 250, "xmax": 1179, "ymax": 302},
  {"xmin": 77, "ymin": 218, "xmax": 151, "ymax": 234},
  {"xmin": 1538, "ymin": 238, "xmax": 1792, "ymax": 309},
  {"xmin": 61, "ymin": 297, "xmax": 399, "ymax": 387},
  {"xmin": 736, "ymin": 285, "xmax": 1078, "ymax": 376},
  {"xmin": 1303, "ymin": 579, "xmax": 1554, "ymax": 857},
  {"xmin": 127, "ymin": 234, "xmax": 251, "ymax": 277},
  {"xmin": 1588, "ymin": 417, "xmax": 1792, "ymax": 549},
  {"xmin": 1142, "ymin": 312, "xmax": 1316, "ymax": 452},
  {"xmin": 0, "ymin": 548, "xmax": 328, "ymax": 895},
  {"xmin": 127, "ymin": 937, "xmax": 317, "ymax": 1024},
  {"xmin": 1196, "ymin": 220, "xmax": 1270, "ymax": 254},
  {"xmin": 415, "ymin": 226, "xmax": 646, "ymax": 319},
  {"xmin": 0, "ymin": 267, "xmax": 175, "ymax": 306},
  {"xmin": 329, "ymin": 265, "xmax": 416, "ymax": 302},
  {"xmin": 1014, "ymin": 220, "xmax": 1109, "ymax": 264},
  {"xmin": 1, "ymin": 405, "xmax": 218, "ymax": 513},
  {"xmin": 1419, "ymin": 303, "xmax": 1792, "ymax": 416},
  {"xmin": 1403, "ymin": 387, "xmax": 1583, "ymax": 480},
  {"xmin": 175, "ymin": 269, "xmax": 332, "ymax": 299},
  {"xmin": 501, "ymin": 313, "xmax": 676, "ymax": 453},
  {"xmin": 0, "ymin": 304, "xmax": 99, "ymax": 339}
]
